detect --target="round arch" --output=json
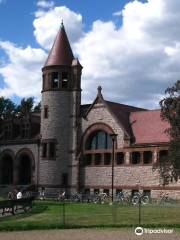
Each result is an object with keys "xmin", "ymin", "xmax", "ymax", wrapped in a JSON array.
[
  {"xmin": 0, "ymin": 149, "xmax": 15, "ymax": 185},
  {"xmin": 15, "ymin": 148, "xmax": 35, "ymax": 185},
  {"xmin": 82, "ymin": 122, "xmax": 115, "ymax": 151}
]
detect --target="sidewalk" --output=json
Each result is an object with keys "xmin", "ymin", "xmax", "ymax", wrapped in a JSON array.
[{"xmin": 0, "ymin": 229, "xmax": 179, "ymax": 240}]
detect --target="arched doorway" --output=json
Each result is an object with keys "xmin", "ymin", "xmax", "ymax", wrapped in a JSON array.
[
  {"xmin": 1, "ymin": 154, "xmax": 13, "ymax": 184},
  {"xmin": 18, "ymin": 154, "xmax": 32, "ymax": 185}
]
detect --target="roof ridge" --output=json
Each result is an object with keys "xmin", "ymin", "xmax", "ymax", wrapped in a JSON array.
[
  {"xmin": 105, "ymin": 100, "xmax": 146, "ymax": 110},
  {"xmin": 130, "ymin": 109, "xmax": 161, "ymax": 114}
]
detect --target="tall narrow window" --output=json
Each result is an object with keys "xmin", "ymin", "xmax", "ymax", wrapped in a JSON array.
[
  {"xmin": 131, "ymin": 152, "xmax": 140, "ymax": 164},
  {"xmin": 143, "ymin": 151, "xmax": 152, "ymax": 164},
  {"xmin": 116, "ymin": 152, "xmax": 124, "ymax": 165},
  {"xmin": 104, "ymin": 153, "xmax": 111, "ymax": 165},
  {"xmin": 51, "ymin": 72, "xmax": 59, "ymax": 88},
  {"xmin": 62, "ymin": 173, "xmax": 68, "ymax": 186},
  {"xmin": 95, "ymin": 153, "xmax": 101, "ymax": 165},
  {"xmin": 44, "ymin": 106, "xmax": 48, "ymax": 119},
  {"xmin": 43, "ymin": 74, "xmax": 46, "ymax": 90},
  {"xmin": 49, "ymin": 142, "xmax": 56, "ymax": 158},
  {"xmin": 42, "ymin": 143, "xmax": 47, "ymax": 158},
  {"xmin": 62, "ymin": 72, "xmax": 68, "ymax": 88}
]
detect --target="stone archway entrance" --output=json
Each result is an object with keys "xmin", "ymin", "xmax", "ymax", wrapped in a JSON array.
[
  {"xmin": 18, "ymin": 154, "xmax": 32, "ymax": 185},
  {"xmin": 1, "ymin": 154, "xmax": 13, "ymax": 184}
]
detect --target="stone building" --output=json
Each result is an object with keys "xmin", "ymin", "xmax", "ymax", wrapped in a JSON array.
[{"xmin": 0, "ymin": 23, "xmax": 179, "ymax": 199}]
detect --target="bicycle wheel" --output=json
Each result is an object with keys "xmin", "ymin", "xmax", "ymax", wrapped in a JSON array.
[
  {"xmin": 142, "ymin": 196, "xmax": 149, "ymax": 205},
  {"xmin": 132, "ymin": 196, "xmax": 139, "ymax": 205}
]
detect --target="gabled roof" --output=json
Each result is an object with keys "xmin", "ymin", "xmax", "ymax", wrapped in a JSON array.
[
  {"xmin": 81, "ymin": 87, "xmax": 170, "ymax": 145},
  {"xmin": 80, "ymin": 104, "xmax": 91, "ymax": 117},
  {"xmin": 105, "ymin": 101, "xmax": 145, "ymax": 138},
  {"xmin": 130, "ymin": 110, "xmax": 170, "ymax": 145},
  {"xmin": 82, "ymin": 86, "xmax": 145, "ymax": 138},
  {"xmin": 44, "ymin": 22, "xmax": 74, "ymax": 67}
]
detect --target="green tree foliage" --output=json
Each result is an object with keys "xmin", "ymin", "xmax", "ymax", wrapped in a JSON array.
[
  {"xmin": 159, "ymin": 80, "xmax": 180, "ymax": 184},
  {"xmin": 0, "ymin": 97, "xmax": 16, "ymax": 119},
  {"xmin": 16, "ymin": 97, "xmax": 34, "ymax": 117},
  {"xmin": 34, "ymin": 101, "xmax": 41, "ymax": 112}
]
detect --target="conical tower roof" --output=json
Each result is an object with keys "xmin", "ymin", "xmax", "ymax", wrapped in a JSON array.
[{"xmin": 44, "ymin": 22, "xmax": 74, "ymax": 67}]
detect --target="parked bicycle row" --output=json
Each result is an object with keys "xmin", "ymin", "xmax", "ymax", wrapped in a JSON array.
[
  {"xmin": 38, "ymin": 189, "xmax": 177, "ymax": 205},
  {"xmin": 3, "ymin": 188, "xmax": 177, "ymax": 206}
]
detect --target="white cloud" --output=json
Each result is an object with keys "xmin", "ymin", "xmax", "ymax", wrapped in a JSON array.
[
  {"xmin": 75, "ymin": 0, "xmax": 180, "ymax": 108},
  {"xmin": 0, "ymin": 0, "xmax": 180, "ymax": 109},
  {"xmin": 33, "ymin": 6, "xmax": 83, "ymax": 50},
  {"xmin": 37, "ymin": 0, "xmax": 54, "ymax": 9},
  {"xmin": 113, "ymin": 11, "xmax": 122, "ymax": 17},
  {"xmin": 0, "ymin": 41, "xmax": 47, "ymax": 99}
]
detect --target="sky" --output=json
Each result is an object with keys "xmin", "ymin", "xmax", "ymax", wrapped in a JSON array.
[{"xmin": 0, "ymin": 0, "xmax": 179, "ymax": 109}]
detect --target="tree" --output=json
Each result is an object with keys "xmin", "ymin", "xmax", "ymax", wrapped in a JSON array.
[
  {"xmin": 16, "ymin": 97, "xmax": 34, "ymax": 117},
  {"xmin": 34, "ymin": 101, "xmax": 41, "ymax": 111},
  {"xmin": 0, "ymin": 97, "xmax": 16, "ymax": 119},
  {"xmin": 158, "ymin": 80, "xmax": 180, "ymax": 184}
]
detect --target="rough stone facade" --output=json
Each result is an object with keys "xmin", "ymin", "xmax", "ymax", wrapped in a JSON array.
[
  {"xmin": 0, "ymin": 142, "xmax": 39, "ymax": 186},
  {"xmin": 0, "ymin": 23, "xmax": 180, "ymax": 200}
]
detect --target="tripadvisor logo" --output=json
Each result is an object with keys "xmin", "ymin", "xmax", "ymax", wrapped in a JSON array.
[
  {"xmin": 135, "ymin": 227, "xmax": 143, "ymax": 236},
  {"xmin": 135, "ymin": 227, "xmax": 174, "ymax": 235}
]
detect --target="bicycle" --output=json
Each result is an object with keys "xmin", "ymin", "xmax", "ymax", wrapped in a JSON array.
[
  {"xmin": 93, "ymin": 193, "xmax": 110, "ymax": 204},
  {"xmin": 115, "ymin": 191, "xmax": 131, "ymax": 204},
  {"xmin": 132, "ymin": 192, "xmax": 149, "ymax": 205},
  {"xmin": 70, "ymin": 193, "xmax": 82, "ymax": 202},
  {"xmin": 158, "ymin": 192, "xmax": 175, "ymax": 205}
]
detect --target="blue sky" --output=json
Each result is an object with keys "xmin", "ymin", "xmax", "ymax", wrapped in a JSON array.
[
  {"xmin": 0, "ymin": 1, "xmax": 147, "ymax": 47},
  {"xmin": 0, "ymin": 0, "xmax": 179, "ymax": 108}
]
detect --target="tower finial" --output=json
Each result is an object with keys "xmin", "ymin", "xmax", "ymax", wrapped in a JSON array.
[
  {"xmin": 61, "ymin": 19, "xmax": 64, "ymax": 28},
  {"xmin": 98, "ymin": 86, "xmax": 102, "ymax": 95}
]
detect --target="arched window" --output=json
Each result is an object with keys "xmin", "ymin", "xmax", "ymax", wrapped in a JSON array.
[
  {"xmin": 85, "ymin": 131, "xmax": 112, "ymax": 150},
  {"xmin": 1, "ymin": 154, "xmax": 13, "ymax": 184},
  {"xmin": 18, "ymin": 154, "xmax": 31, "ymax": 185}
]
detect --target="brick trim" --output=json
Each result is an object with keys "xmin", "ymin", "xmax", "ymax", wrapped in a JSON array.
[{"xmin": 83, "ymin": 185, "xmax": 180, "ymax": 190}]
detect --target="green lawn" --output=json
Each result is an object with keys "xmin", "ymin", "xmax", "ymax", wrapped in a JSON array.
[{"xmin": 0, "ymin": 201, "xmax": 180, "ymax": 231}]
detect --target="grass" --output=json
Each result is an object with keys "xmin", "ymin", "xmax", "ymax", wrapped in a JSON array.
[{"xmin": 0, "ymin": 201, "xmax": 180, "ymax": 231}]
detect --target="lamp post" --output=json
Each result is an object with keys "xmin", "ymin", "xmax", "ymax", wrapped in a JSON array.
[{"xmin": 110, "ymin": 133, "xmax": 118, "ymax": 203}]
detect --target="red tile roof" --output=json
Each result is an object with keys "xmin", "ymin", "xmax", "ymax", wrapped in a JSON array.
[
  {"xmin": 130, "ymin": 110, "xmax": 170, "ymax": 144},
  {"xmin": 44, "ymin": 23, "xmax": 74, "ymax": 67},
  {"xmin": 105, "ymin": 101, "xmax": 145, "ymax": 137}
]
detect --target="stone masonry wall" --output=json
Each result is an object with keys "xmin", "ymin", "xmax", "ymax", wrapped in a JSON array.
[
  {"xmin": 0, "ymin": 143, "xmax": 39, "ymax": 185},
  {"xmin": 82, "ymin": 102, "xmax": 125, "ymax": 148},
  {"xmin": 81, "ymin": 102, "xmax": 180, "ymax": 199}
]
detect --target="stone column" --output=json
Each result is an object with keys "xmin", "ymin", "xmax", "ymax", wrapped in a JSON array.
[
  {"xmin": 125, "ymin": 152, "xmax": 130, "ymax": 164},
  {"xmin": 153, "ymin": 150, "xmax": 158, "ymax": 163}
]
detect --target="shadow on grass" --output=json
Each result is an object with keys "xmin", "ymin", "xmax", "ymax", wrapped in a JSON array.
[{"xmin": 0, "ymin": 203, "xmax": 48, "ymax": 222}]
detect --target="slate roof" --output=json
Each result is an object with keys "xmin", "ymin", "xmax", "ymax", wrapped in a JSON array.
[
  {"xmin": 105, "ymin": 101, "xmax": 146, "ymax": 138},
  {"xmin": 44, "ymin": 22, "xmax": 74, "ymax": 67},
  {"xmin": 129, "ymin": 110, "xmax": 170, "ymax": 145}
]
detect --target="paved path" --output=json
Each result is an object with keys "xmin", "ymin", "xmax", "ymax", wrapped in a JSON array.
[{"xmin": 0, "ymin": 229, "xmax": 179, "ymax": 240}]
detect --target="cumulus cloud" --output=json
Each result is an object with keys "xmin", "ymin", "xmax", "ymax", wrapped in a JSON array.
[
  {"xmin": 75, "ymin": 0, "xmax": 180, "ymax": 108},
  {"xmin": 0, "ymin": 0, "xmax": 180, "ymax": 109},
  {"xmin": 33, "ymin": 6, "xmax": 83, "ymax": 50},
  {"xmin": 0, "ymin": 41, "xmax": 47, "ymax": 99},
  {"xmin": 113, "ymin": 11, "xmax": 122, "ymax": 17},
  {"xmin": 37, "ymin": 0, "xmax": 54, "ymax": 9}
]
